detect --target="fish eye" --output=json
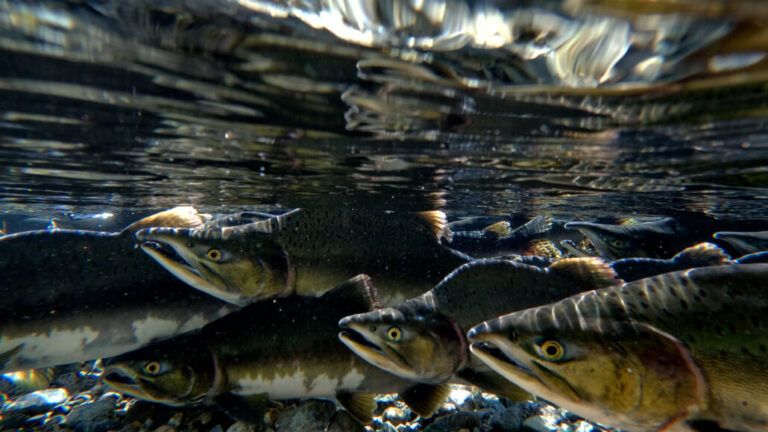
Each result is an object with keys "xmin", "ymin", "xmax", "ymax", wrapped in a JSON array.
[
  {"xmin": 207, "ymin": 248, "xmax": 222, "ymax": 261},
  {"xmin": 144, "ymin": 361, "xmax": 161, "ymax": 376},
  {"xmin": 610, "ymin": 239, "xmax": 625, "ymax": 248},
  {"xmin": 539, "ymin": 340, "xmax": 565, "ymax": 361},
  {"xmin": 387, "ymin": 326, "xmax": 402, "ymax": 342}
]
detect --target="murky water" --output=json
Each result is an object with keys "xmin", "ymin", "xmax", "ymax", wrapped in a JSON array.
[{"xmin": 1, "ymin": 1, "xmax": 768, "ymax": 431}]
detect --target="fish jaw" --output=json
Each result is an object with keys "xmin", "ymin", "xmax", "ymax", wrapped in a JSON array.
[
  {"xmin": 467, "ymin": 331, "xmax": 568, "ymax": 403},
  {"xmin": 338, "ymin": 322, "xmax": 423, "ymax": 382},
  {"xmin": 102, "ymin": 364, "xmax": 188, "ymax": 407},
  {"xmin": 139, "ymin": 242, "xmax": 247, "ymax": 306}
]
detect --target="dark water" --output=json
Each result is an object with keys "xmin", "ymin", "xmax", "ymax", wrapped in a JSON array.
[
  {"xmin": 1, "ymin": 1, "xmax": 768, "ymax": 430},
  {"xmin": 0, "ymin": 0, "xmax": 767, "ymax": 224}
]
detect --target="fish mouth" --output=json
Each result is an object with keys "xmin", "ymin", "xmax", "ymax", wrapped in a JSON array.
[
  {"xmin": 103, "ymin": 365, "xmax": 144, "ymax": 396},
  {"xmin": 338, "ymin": 323, "xmax": 420, "ymax": 381},
  {"xmin": 469, "ymin": 336, "xmax": 582, "ymax": 404},
  {"xmin": 138, "ymin": 233, "xmax": 246, "ymax": 306},
  {"xmin": 469, "ymin": 340, "xmax": 534, "ymax": 377}
]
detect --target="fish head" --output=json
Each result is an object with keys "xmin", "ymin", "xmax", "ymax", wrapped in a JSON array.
[
  {"xmin": 102, "ymin": 342, "xmax": 217, "ymax": 406},
  {"xmin": 564, "ymin": 222, "xmax": 647, "ymax": 259},
  {"xmin": 468, "ymin": 312, "xmax": 705, "ymax": 431},
  {"xmin": 338, "ymin": 301, "xmax": 466, "ymax": 383},
  {"xmin": 136, "ymin": 226, "xmax": 291, "ymax": 305}
]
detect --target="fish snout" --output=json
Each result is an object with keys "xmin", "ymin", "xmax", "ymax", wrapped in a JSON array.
[{"xmin": 103, "ymin": 365, "xmax": 140, "ymax": 389}]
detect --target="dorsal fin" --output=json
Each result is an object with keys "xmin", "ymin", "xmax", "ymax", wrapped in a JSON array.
[
  {"xmin": 416, "ymin": 211, "xmax": 451, "ymax": 242},
  {"xmin": 549, "ymin": 257, "xmax": 623, "ymax": 289},
  {"xmin": 523, "ymin": 239, "xmax": 562, "ymax": 259},
  {"xmin": 509, "ymin": 215, "xmax": 553, "ymax": 238},
  {"xmin": 482, "ymin": 220, "xmax": 512, "ymax": 239},
  {"xmin": 672, "ymin": 243, "xmax": 731, "ymax": 267},
  {"xmin": 399, "ymin": 383, "xmax": 449, "ymax": 418},
  {"xmin": 336, "ymin": 392, "xmax": 376, "ymax": 423},
  {"xmin": 321, "ymin": 274, "xmax": 380, "ymax": 311},
  {"xmin": 121, "ymin": 206, "xmax": 205, "ymax": 234}
]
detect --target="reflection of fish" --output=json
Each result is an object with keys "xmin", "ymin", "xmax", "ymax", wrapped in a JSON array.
[
  {"xmin": 447, "ymin": 216, "xmax": 580, "ymax": 258},
  {"xmin": 0, "ymin": 207, "xmax": 233, "ymax": 372},
  {"xmin": 609, "ymin": 242, "xmax": 730, "ymax": 281},
  {"xmin": 136, "ymin": 209, "xmax": 470, "ymax": 306},
  {"xmin": 338, "ymin": 258, "xmax": 620, "ymax": 398},
  {"xmin": 104, "ymin": 275, "xmax": 448, "ymax": 422},
  {"xmin": 565, "ymin": 217, "xmax": 698, "ymax": 259},
  {"xmin": 714, "ymin": 230, "xmax": 768, "ymax": 256},
  {"xmin": 469, "ymin": 264, "xmax": 768, "ymax": 432}
]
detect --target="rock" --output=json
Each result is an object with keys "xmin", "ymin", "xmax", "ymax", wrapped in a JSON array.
[
  {"xmin": 155, "ymin": 426, "xmax": 177, "ymax": 432},
  {"xmin": 383, "ymin": 406, "xmax": 410, "ymax": 425},
  {"xmin": 227, "ymin": 420, "xmax": 257, "ymax": 432},
  {"xmin": 2, "ymin": 388, "xmax": 69, "ymax": 415},
  {"xmin": 522, "ymin": 415, "xmax": 559, "ymax": 432},
  {"xmin": 423, "ymin": 411, "xmax": 485, "ymax": 432},
  {"xmin": 210, "ymin": 425, "xmax": 224, "ymax": 432},
  {"xmin": 274, "ymin": 400, "xmax": 336, "ymax": 432},
  {"xmin": 326, "ymin": 410, "xmax": 364, "ymax": 432},
  {"xmin": 490, "ymin": 402, "xmax": 540, "ymax": 432},
  {"xmin": 448, "ymin": 387, "xmax": 473, "ymax": 409},
  {"xmin": 64, "ymin": 395, "xmax": 121, "ymax": 432},
  {"xmin": 573, "ymin": 420, "xmax": 596, "ymax": 432},
  {"xmin": 168, "ymin": 412, "xmax": 184, "ymax": 428}
]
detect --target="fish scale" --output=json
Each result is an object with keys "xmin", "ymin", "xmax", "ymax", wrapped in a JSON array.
[{"xmin": 469, "ymin": 263, "xmax": 768, "ymax": 432}]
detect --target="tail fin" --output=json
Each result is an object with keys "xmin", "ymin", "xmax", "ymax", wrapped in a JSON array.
[{"xmin": 672, "ymin": 243, "xmax": 731, "ymax": 268}]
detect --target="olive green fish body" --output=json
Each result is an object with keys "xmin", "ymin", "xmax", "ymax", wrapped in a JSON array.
[
  {"xmin": 0, "ymin": 208, "xmax": 231, "ymax": 372},
  {"xmin": 137, "ymin": 209, "xmax": 469, "ymax": 306},
  {"xmin": 104, "ymin": 276, "xmax": 448, "ymax": 420},
  {"xmin": 339, "ymin": 258, "xmax": 619, "ymax": 389},
  {"xmin": 469, "ymin": 264, "xmax": 768, "ymax": 432}
]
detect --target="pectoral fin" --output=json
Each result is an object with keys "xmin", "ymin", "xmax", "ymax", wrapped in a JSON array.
[
  {"xmin": 336, "ymin": 391, "xmax": 375, "ymax": 423},
  {"xmin": 456, "ymin": 368, "xmax": 531, "ymax": 402},
  {"xmin": 213, "ymin": 392, "xmax": 271, "ymax": 424},
  {"xmin": 399, "ymin": 383, "xmax": 449, "ymax": 418}
]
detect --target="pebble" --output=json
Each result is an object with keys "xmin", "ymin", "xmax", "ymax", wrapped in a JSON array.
[
  {"xmin": 523, "ymin": 414, "xmax": 561, "ymax": 432},
  {"xmin": 422, "ymin": 411, "xmax": 485, "ymax": 432},
  {"xmin": 447, "ymin": 387, "xmax": 473, "ymax": 408},
  {"xmin": 64, "ymin": 395, "xmax": 121, "ymax": 432},
  {"xmin": 226, "ymin": 420, "xmax": 256, "ymax": 432},
  {"xmin": 382, "ymin": 406, "xmax": 410, "ymax": 425},
  {"xmin": 326, "ymin": 410, "xmax": 364, "ymax": 432},
  {"xmin": 274, "ymin": 400, "xmax": 336, "ymax": 431}
]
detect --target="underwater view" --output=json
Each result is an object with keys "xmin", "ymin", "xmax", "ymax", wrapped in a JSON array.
[{"xmin": 1, "ymin": 0, "xmax": 768, "ymax": 431}]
